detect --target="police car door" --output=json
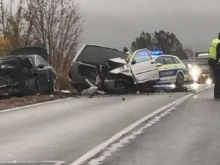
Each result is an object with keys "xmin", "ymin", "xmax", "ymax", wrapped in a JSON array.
[
  {"xmin": 159, "ymin": 56, "xmax": 176, "ymax": 83},
  {"xmin": 130, "ymin": 50, "xmax": 158, "ymax": 83},
  {"xmin": 155, "ymin": 56, "xmax": 167, "ymax": 83}
]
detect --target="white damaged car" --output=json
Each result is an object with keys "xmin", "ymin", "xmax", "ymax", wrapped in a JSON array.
[{"xmin": 104, "ymin": 49, "xmax": 162, "ymax": 93}]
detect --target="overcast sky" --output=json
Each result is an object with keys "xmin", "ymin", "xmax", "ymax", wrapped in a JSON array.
[{"xmin": 76, "ymin": 0, "xmax": 219, "ymax": 52}]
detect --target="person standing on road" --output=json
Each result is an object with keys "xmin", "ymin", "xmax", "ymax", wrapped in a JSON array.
[
  {"xmin": 209, "ymin": 33, "xmax": 220, "ymax": 98},
  {"xmin": 123, "ymin": 47, "xmax": 133, "ymax": 63}
]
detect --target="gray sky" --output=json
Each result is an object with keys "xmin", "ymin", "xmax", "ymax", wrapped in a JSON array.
[{"xmin": 75, "ymin": 0, "xmax": 220, "ymax": 52}]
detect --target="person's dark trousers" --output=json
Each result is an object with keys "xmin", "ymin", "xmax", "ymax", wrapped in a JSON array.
[{"xmin": 214, "ymin": 65, "xmax": 220, "ymax": 98}]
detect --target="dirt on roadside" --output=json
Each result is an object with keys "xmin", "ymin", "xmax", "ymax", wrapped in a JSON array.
[{"xmin": 0, "ymin": 91, "xmax": 79, "ymax": 111}]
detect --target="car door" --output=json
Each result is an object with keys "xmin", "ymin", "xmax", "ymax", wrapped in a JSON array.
[
  {"xmin": 130, "ymin": 50, "xmax": 158, "ymax": 83},
  {"xmin": 158, "ymin": 56, "xmax": 176, "ymax": 83},
  {"xmin": 171, "ymin": 57, "xmax": 187, "ymax": 82},
  {"xmin": 34, "ymin": 56, "xmax": 49, "ymax": 91},
  {"xmin": 155, "ymin": 56, "xmax": 167, "ymax": 83}
]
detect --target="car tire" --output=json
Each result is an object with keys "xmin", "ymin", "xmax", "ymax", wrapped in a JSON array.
[
  {"xmin": 114, "ymin": 80, "xmax": 127, "ymax": 95},
  {"xmin": 175, "ymin": 73, "xmax": 184, "ymax": 88},
  {"xmin": 25, "ymin": 78, "xmax": 38, "ymax": 95}
]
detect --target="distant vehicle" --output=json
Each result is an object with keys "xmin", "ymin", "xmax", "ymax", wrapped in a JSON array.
[
  {"xmin": 193, "ymin": 52, "xmax": 213, "ymax": 84},
  {"xmin": 104, "ymin": 49, "xmax": 161, "ymax": 93},
  {"xmin": 152, "ymin": 51, "xmax": 188, "ymax": 88},
  {"xmin": 0, "ymin": 47, "xmax": 56, "ymax": 97},
  {"xmin": 181, "ymin": 60, "xmax": 195, "ymax": 82}
]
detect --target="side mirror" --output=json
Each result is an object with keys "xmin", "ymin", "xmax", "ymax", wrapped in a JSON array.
[
  {"xmin": 131, "ymin": 60, "xmax": 136, "ymax": 64},
  {"xmin": 37, "ymin": 64, "xmax": 44, "ymax": 69},
  {"xmin": 156, "ymin": 63, "xmax": 162, "ymax": 67}
]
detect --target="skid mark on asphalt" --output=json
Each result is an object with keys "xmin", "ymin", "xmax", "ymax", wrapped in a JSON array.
[{"xmin": 86, "ymin": 106, "xmax": 176, "ymax": 165}]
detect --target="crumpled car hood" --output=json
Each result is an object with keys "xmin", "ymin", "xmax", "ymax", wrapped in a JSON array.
[{"xmin": 109, "ymin": 64, "xmax": 132, "ymax": 76}]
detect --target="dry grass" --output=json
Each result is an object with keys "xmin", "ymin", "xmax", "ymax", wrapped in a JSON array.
[
  {"xmin": 0, "ymin": 91, "xmax": 79, "ymax": 111},
  {"xmin": 56, "ymin": 73, "xmax": 76, "ymax": 92}
]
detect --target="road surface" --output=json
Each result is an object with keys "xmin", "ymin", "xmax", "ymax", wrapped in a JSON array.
[
  {"xmin": 0, "ymin": 84, "xmax": 208, "ymax": 164},
  {"xmin": 88, "ymin": 87, "xmax": 220, "ymax": 165}
]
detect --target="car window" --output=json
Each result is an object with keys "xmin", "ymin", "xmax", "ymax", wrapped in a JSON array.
[
  {"xmin": 155, "ymin": 57, "xmax": 164, "ymax": 65},
  {"xmin": 38, "ymin": 56, "xmax": 49, "ymax": 66},
  {"xmin": 163, "ymin": 56, "xmax": 175, "ymax": 65},
  {"xmin": 172, "ymin": 57, "xmax": 180, "ymax": 64},
  {"xmin": 133, "ymin": 50, "xmax": 151, "ymax": 64},
  {"xmin": 28, "ymin": 57, "xmax": 34, "ymax": 66},
  {"xmin": 35, "ymin": 56, "xmax": 41, "ymax": 67}
]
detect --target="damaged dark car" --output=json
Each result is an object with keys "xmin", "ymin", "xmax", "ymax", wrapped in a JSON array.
[
  {"xmin": 69, "ymin": 44, "xmax": 128, "ymax": 93},
  {"xmin": 0, "ymin": 47, "xmax": 56, "ymax": 97}
]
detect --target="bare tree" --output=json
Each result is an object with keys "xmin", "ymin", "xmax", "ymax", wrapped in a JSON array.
[
  {"xmin": 0, "ymin": 0, "xmax": 27, "ymax": 54},
  {"xmin": 0, "ymin": 0, "xmax": 84, "ymax": 73},
  {"xmin": 26, "ymin": 0, "xmax": 84, "ymax": 72}
]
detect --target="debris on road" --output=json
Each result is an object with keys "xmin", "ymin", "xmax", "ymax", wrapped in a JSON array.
[{"xmin": 61, "ymin": 90, "xmax": 71, "ymax": 94}]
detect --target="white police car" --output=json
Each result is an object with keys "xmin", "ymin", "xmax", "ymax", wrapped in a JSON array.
[{"xmin": 151, "ymin": 51, "xmax": 188, "ymax": 88}]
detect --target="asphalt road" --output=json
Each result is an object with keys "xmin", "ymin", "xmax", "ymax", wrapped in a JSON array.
[
  {"xmin": 0, "ymin": 84, "xmax": 208, "ymax": 165},
  {"xmin": 90, "ymin": 87, "xmax": 220, "ymax": 165}
]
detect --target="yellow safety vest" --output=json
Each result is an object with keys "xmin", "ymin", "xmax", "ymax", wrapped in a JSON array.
[
  {"xmin": 209, "ymin": 38, "xmax": 220, "ymax": 60},
  {"xmin": 126, "ymin": 52, "xmax": 133, "ymax": 62}
]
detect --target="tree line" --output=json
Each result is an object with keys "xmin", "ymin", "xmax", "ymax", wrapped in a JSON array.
[{"xmin": 130, "ymin": 30, "xmax": 194, "ymax": 60}]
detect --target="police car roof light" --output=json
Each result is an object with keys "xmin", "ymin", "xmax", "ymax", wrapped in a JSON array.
[{"xmin": 150, "ymin": 50, "xmax": 164, "ymax": 56}]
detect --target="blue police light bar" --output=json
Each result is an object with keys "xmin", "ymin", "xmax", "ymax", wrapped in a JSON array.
[{"xmin": 150, "ymin": 50, "xmax": 164, "ymax": 56}]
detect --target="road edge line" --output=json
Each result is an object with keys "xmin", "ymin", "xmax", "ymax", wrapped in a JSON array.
[
  {"xmin": 0, "ymin": 98, "xmax": 73, "ymax": 114},
  {"xmin": 0, "ymin": 160, "xmax": 65, "ymax": 165},
  {"xmin": 70, "ymin": 86, "xmax": 212, "ymax": 165}
]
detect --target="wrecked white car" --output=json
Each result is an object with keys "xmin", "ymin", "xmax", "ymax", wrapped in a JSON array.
[{"xmin": 104, "ymin": 49, "xmax": 161, "ymax": 93}]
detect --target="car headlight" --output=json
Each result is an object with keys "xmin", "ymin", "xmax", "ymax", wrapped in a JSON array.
[
  {"xmin": 188, "ymin": 64, "xmax": 192, "ymax": 68},
  {"xmin": 206, "ymin": 78, "xmax": 212, "ymax": 85},
  {"xmin": 190, "ymin": 67, "xmax": 201, "ymax": 77},
  {"xmin": 0, "ymin": 65, "xmax": 14, "ymax": 69}
]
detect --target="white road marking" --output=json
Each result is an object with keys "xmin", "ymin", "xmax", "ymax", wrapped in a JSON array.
[
  {"xmin": 0, "ymin": 98, "xmax": 73, "ymax": 114},
  {"xmin": 88, "ymin": 107, "xmax": 177, "ymax": 165},
  {"xmin": 70, "ymin": 85, "xmax": 212, "ymax": 165},
  {"xmin": 0, "ymin": 160, "xmax": 65, "ymax": 165}
]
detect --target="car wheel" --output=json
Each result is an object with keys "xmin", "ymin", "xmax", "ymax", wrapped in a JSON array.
[
  {"xmin": 115, "ymin": 80, "xmax": 127, "ymax": 94},
  {"xmin": 25, "ymin": 78, "xmax": 38, "ymax": 95},
  {"xmin": 176, "ymin": 73, "xmax": 184, "ymax": 88}
]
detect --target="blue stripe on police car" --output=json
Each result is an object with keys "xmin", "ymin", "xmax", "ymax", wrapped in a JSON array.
[{"xmin": 159, "ymin": 69, "xmax": 185, "ymax": 78}]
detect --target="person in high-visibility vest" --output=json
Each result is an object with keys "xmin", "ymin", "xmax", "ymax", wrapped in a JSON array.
[
  {"xmin": 123, "ymin": 47, "xmax": 133, "ymax": 63},
  {"xmin": 209, "ymin": 33, "xmax": 220, "ymax": 98}
]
